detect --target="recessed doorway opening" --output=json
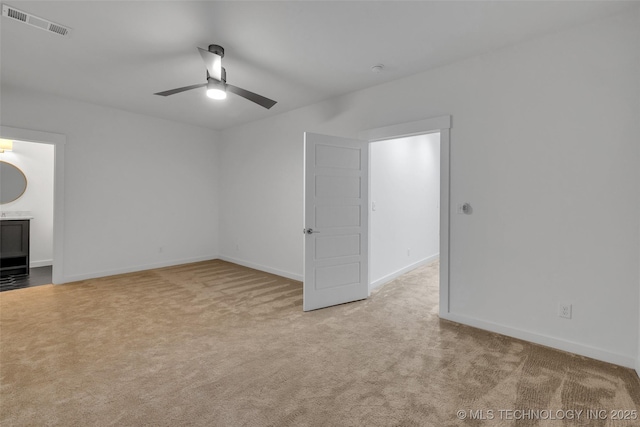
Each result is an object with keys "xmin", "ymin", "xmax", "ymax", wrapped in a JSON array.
[
  {"xmin": 369, "ymin": 132, "xmax": 440, "ymax": 293},
  {"xmin": 302, "ymin": 115, "xmax": 451, "ymax": 313},
  {"xmin": 0, "ymin": 125, "xmax": 66, "ymax": 287},
  {"xmin": 0, "ymin": 139, "xmax": 55, "ymax": 291}
]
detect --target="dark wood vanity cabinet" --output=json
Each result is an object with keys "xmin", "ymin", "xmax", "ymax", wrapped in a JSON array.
[{"xmin": 0, "ymin": 219, "xmax": 30, "ymax": 276}]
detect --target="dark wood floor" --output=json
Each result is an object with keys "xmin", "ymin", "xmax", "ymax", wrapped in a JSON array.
[{"xmin": 0, "ymin": 266, "xmax": 53, "ymax": 292}]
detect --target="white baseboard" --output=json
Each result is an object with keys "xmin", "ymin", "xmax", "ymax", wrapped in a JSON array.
[
  {"xmin": 440, "ymin": 312, "xmax": 636, "ymax": 369},
  {"xmin": 61, "ymin": 254, "xmax": 219, "ymax": 283},
  {"xmin": 369, "ymin": 254, "xmax": 439, "ymax": 291},
  {"xmin": 217, "ymin": 255, "xmax": 303, "ymax": 282},
  {"xmin": 31, "ymin": 260, "xmax": 53, "ymax": 268}
]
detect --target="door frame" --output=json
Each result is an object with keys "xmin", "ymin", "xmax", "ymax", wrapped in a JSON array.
[
  {"xmin": 359, "ymin": 115, "xmax": 451, "ymax": 316},
  {"xmin": 0, "ymin": 125, "xmax": 66, "ymax": 285}
]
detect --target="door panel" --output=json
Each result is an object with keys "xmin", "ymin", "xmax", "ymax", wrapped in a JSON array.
[
  {"xmin": 315, "ymin": 205, "xmax": 361, "ymax": 228},
  {"xmin": 315, "ymin": 145, "xmax": 361, "ymax": 169},
  {"xmin": 315, "ymin": 262, "xmax": 361, "ymax": 289},
  {"xmin": 315, "ymin": 175, "xmax": 361, "ymax": 198},
  {"xmin": 315, "ymin": 235, "xmax": 360, "ymax": 259},
  {"xmin": 303, "ymin": 132, "xmax": 369, "ymax": 311}
]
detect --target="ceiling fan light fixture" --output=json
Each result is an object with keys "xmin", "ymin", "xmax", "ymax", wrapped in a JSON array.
[
  {"xmin": 206, "ymin": 81, "xmax": 227, "ymax": 100},
  {"xmin": 207, "ymin": 88, "xmax": 226, "ymax": 100}
]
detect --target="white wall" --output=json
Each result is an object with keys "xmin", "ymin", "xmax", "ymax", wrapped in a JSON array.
[
  {"xmin": 219, "ymin": 11, "xmax": 640, "ymax": 367},
  {"xmin": 0, "ymin": 86, "xmax": 221, "ymax": 282},
  {"xmin": 637, "ymin": 0, "xmax": 640, "ymax": 379},
  {"xmin": 0, "ymin": 141, "xmax": 54, "ymax": 267},
  {"xmin": 370, "ymin": 134, "xmax": 440, "ymax": 289}
]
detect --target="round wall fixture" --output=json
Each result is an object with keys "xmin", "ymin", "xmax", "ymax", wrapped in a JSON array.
[
  {"xmin": 0, "ymin": 161, "xmax": 28, "ymax": 204},
  {"xmin": 371, "ymin": 64, "xmax": 385, "ymax": 73}
]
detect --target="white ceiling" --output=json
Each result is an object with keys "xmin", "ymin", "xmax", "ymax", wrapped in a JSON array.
[{"xmin": 1, "ymin": 1, "xmax": 634, "ymax": 131}]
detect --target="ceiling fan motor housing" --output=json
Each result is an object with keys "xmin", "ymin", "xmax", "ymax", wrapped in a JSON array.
[{"xmin": 208, "ymin": 44, "xmax": 224, "ymax": 58}]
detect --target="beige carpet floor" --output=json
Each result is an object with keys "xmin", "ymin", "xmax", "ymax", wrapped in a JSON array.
[{"xmin": 1, "ymin": 260, "xmax": 638, "ymax": 426}]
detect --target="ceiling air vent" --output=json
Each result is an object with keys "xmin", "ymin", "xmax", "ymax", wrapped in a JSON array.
[{"xmin": 2, "ymin": 4, "xmax": 71, "ymax": 37}]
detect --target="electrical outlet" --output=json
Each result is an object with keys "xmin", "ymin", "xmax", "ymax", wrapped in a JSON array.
[
  {"xmin": 558, "ymin": 303, "xmax": 572, "ymax": 319},
  {"xmin": 407, "ymin": 248, "xmax": 411, "ymax": 257}
]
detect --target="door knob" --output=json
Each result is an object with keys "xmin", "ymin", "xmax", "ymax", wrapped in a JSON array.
[{"xmin": 303, "ymin": 228, "xmax": 320, "ymax": 235}]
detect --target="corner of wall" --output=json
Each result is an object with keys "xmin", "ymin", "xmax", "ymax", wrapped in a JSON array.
[{"xmin": 217, "ymin": 254, "xmax": 303, "ymax": 282}]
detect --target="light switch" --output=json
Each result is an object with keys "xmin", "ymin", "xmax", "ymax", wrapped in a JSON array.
[{"xmin": 372, "ymin": 201, "xmax": 377, "ymax": 211}]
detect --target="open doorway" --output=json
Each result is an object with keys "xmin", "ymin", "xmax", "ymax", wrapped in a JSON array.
[
  {"xmin": 369, "ymin": 133, "xmax": 440, "ymax": 292},
  {"xmin": 360, "ymin": 115, "xmax": 451, "ymax": 317},
  {"xmin": 0, "ymin": 126, "xmax": 65, "ymax": 286},
  {"xmin": 302, "ymin": 115, "xmax": 451, "ymax": 313},
  {"xmin": 0, "ymin": 140, "xmax": 54, "ymax": 291}
]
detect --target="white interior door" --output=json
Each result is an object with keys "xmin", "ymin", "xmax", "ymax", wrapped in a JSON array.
[{"xmin": 303, "ymin": 132, "xmax": 369, "ymax": 311}]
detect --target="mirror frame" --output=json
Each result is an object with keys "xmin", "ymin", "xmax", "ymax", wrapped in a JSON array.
[{"xmin": 0, "ymin": 160, "xmax": 28, "ymax": 204}]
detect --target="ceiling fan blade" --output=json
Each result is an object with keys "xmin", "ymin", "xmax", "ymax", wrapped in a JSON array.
[
  {"xmin": 154, "ymin": 83, "xmax": 207, "ymax": 97},
  {"xmin": 226, "ymin": 84, "xmax": 277, "ymax": 109},
  {"xmin": 198, "ymin": 47, "xmax": 222, "ymax": 81}
]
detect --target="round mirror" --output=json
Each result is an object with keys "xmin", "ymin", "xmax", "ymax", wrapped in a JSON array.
[{"xmin": 0, "ymin": 161, "xmax": 28, "ymax": 204}]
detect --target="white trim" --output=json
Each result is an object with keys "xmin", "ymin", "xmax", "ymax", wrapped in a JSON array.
[
  {"xmin": 63, "ymin": 255, "xmax": 219, "ymax": 283},
  {"xmin": 360, "ymin": 115, "xmax": 452, "ymax": 317},
  {"xmin": 0, "ymin": 126, "xmax": 66, "ymax": 145},
  {"xmin": 359, "ymin": 115, "xmax": 451, "ymax": 142},
  {"xmin": 30, "ymin": 260, "xmax": 53, "ymax": 268},
  {"xmin": 218, "ymin": 255, "xmax": 303, "ymax": 282},
  {"xmin": 439, "ymin": 128, "xmax": 450, "ymax": 315},
  {"xmin": 440, "ymin": 312, "xmax": 636, "ymax": 369},
  {"xmin": 0, "ymin": 126, "xmax": 65, "ymax": 284},
  {"xmin": 370, "ymin": 254, "xmax": 439, "ymax": 291}
]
